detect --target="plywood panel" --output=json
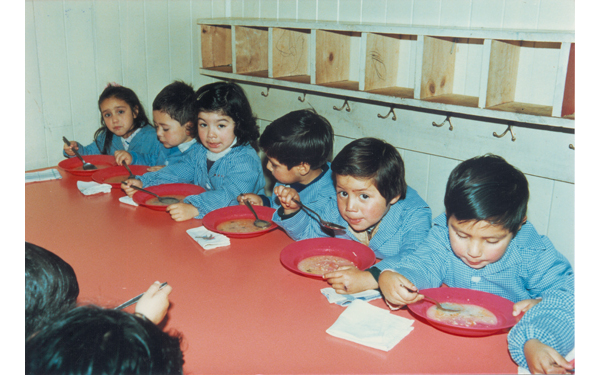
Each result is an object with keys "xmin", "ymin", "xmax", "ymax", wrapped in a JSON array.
[
  {"xmin": 315, "ymin": 30, "xmax": 351, "ymax": 84},
  {"xmin": 486, "ymin": 40, "xmax": 520, "ymax": 108},
  {"xmin": 364, "ymin": 33, "xmax": 400, "ymax": 91},
  {"xmin": 201, "ymin": 25, "xmax": 232, "ymax": 68},
  {"xmin": 272, "ymin": 28, "xmax": 309, "ymax": 78},
  {"xmin": 235, "ymin": 26, "xmax": 268, "ymax": 74},
  {"xmin": 420, "ymin": 36, "xmax": 455, "ymax": 99}
]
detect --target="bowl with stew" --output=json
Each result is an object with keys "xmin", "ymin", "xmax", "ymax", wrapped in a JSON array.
[
  {"xmin": 132, "ymin": 183, "xmax": 205, "ymax": 211},
  {"xmin": 91, "ymin": 165, "xmax": 150, "ymax": 188},
  {"xmin": 202, "ymin": 205, "xmax": 278, "ymax": 238},
  {"xmin": 58, "ymin": 155, "xmax": 118, "ymax": 177}
]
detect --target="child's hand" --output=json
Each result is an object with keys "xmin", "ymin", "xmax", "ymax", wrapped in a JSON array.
[
  {"xmin": 166, "ymin": 202, "xmax": 199, "ymax": 221},
  {"xmin": 273, "ymin": 186, "xmax": 301, "ymax": 214},
  {"xmin": 237, "ymin": 193, "xmax": 263, "ymax": 206},
  {"xmin": 147, "ymin": 165, "xmax": 165, "ymax": 172},
  {"xmin": 121, "ymin": 179, "xmax": 143, "ymax": 198},
  {"xmin": 134, "ymin": 281, "xmax": 173, "ymax": 325},
  {"xmin": 523, "ymin": 339, "xmax": 574, "ymax": 374},
  {"xmin": 63, "ymin": 141, "xmax": 78, "ymax": 156},
  {"xmin": 323, "ymin": 266, "xmax": 379, "ymax": 294},
  {"xmin": 114, "ymin": 150, "xmax": 132, "ymax": 166},
  {"xmin": 513, "ymin": 298, "xmax": 542, "ymax": 317},
  {"xmin": 378, "ymin": 270, "xmax": 423, "ymax": 308}
]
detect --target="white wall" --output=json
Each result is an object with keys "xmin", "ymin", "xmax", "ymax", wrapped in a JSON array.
[{"xmin": 25, "ymin": 0, "xmax": 575, "ymax": 266}]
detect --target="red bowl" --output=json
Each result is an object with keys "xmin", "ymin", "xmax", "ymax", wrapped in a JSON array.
[
  {"xmin": 280, "ymin": 237, "xmax": 376, "ymax": 279},
  {"xmin": 58, "ymin": 155, "xmax": 117, "ymax": 176},
  {"xmin": 407, "ymin": 287, "xmax": 517, "ymax": 337},
  {"xmin": 91, "ymin": 165, "xmax": 150, "ymax": 188},
  {"xmin": 202, "ymin": 205, "xmax": 277, "ymax": 238},
  {"xmin": 132, "ymin": 183, "xmax": 206, "ymax": 211}
]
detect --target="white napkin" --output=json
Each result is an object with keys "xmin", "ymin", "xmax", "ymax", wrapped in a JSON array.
[
  {"xmin": 25, "ymin": 169, "xmax": 62, "ymax": 183},
  {"xmin": 517, "ymin": 348, "xmax": 574, "ymax": 374},
  {"xmin": 326, "ymin": 299, "xmax": 414, "ymax": 351},
  {"xmin": 119, "ymin": 196, "xmax": 138, "ymax": 206},
  {"xmin": 321, "ymin": 287, "xmax": 382, "ymax": 306},
  {"xmin": 186, "ymin": 226, "xmax": 230, "ymax": 250},
  {"xmin": 76, "ymin": 181, "xmax": 112, "ymax": 195}
]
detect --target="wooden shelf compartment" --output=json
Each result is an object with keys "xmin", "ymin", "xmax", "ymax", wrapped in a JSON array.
[
  {"xmin": 315, "ymin": 30, "xmax": 361, "ymax": 90},
  {"xmin": 234, "ymin": 26, "xmax": 268, "ymax": 76},
  {"xmin": 199, "ymin": 25, "xmax": 232, "ymax": 73},
  {"xmin": 270, "ymin": 27, "xmax": 310, "ymax": 83}
]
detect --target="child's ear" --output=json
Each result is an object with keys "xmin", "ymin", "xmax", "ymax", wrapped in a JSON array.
[
  {"xmin": 183, "ymin": 121, "xmax": 193, "ymax": 135},
  {"xmin": 297, "ymin": 162, "xmax": 311, "ymax": 176},
  {"xmin": 132, "ymin": 106, "xmax": 139, "ymax": 119},
  {"xmin": 517, "ymin": 216, "xmax": 527, "ymax": 231},
  {"xmin": 388, "ymin": 194, "xmax": 401, "ymax": 206}
]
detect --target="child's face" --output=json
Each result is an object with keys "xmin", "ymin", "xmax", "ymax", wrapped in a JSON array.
[
  {"xmin": 153, "ymin": 110, "xmax": 192, "ymax": 149},
  {"xmin": 335, "ymin": 175, "xmax": 399, "ymax": 232},
  {"xmin": 197, "ymin": 111, "xmax": 236, "ymax": 153},
  {"xmin": 100, "ymin": 97, "xmax": 137, "ymax": 138},
  {"xmin": 266, "ymin": 157, "xmax": 303, "ymax": 184},
  {"xmin": 447, "ymin": 214, "xmax": 514, "ymax": 269}
]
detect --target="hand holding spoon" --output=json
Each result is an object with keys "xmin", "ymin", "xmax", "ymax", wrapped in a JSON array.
[
  {"xmin": 62, "ymin": 136, "xmax": 97, "ymax": 170},
  {"xmin": 400, "ymin": 284, "xmax": 460, "ymax": 312},
  {"xmin": 244, "ymin": 200, "xmax": 271, "ymax": 228},
  {"xmin": 125, "ymin": 184, "xmax": 181, "ymax": 204},
  {"xmin": 292, "ymin": 198, "xmax": 346, "ymax": 231}
]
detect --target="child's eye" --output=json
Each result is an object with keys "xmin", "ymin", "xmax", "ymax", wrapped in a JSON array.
[
  {"xmin": 198, "ymin": 123, "xmax": 207, "ymax": 128},
  {"xmin": 360, "ymin": 194, "xmax": 370, "ymax": 200},
  {"xmin": 118, "ymin": 110, "xmax": 125, "ymax": 114},
  {"xmin": 337, "ymin": 191, "xmax": 348, "ymax": 198},
  {"xmin": 104, "ymin": 113, "xmax": 111, "ymax": 118},
  {"xmin": 218, "ymin": 124, "xmax": 227, "ymax": 129},
  {"xmin": 486, "ymin": 239, "xmax": 499, "ymax": 244}
]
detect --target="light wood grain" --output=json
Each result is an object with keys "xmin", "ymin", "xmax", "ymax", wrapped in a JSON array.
[
  {"xmin": 486, "ymin": 40, "xmax": 520, "ymax": 108},
  {"xmin": 420, "ymin": 36, "xmax": 456, "ymax": 99},
  {"xmin": 200, "ymin": 25, "xmax": 232, "ymax": 68},
  {"xmin": 235, "ymin": 26, "xmax": 268, "ymax": 74},
  {"xmin": 315, "ymin": 30, "xmax": 351, "ymax": 84},
  {"xmin": 272, "ymin": 28, "xmax": 309, "ymax": 78},
  {"xmin": 364, "ymin": 33, "xmax": 400, "ymax": 91}
]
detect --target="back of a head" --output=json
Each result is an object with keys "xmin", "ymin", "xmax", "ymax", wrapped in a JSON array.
[
  {"xmin": 152, "ymin": 81, "xmax": 196, "ymax": 127},
  {"xmin": 26, "ymin": 306, "xmax": 184, "ymax": 375},
  {"xmin": 331, "ymin": 137, "xmax": 407, "ymax": 202},
  {"xmin": 444, "ymin": 154, "xmax": 529, "ymax": 234},
  {"xmin": 25, "ymin": 242, "xmax": 79, "ymax": 339},
  {"xmin": 259, "ymin": 109, "xmax": 334, "ymax": 170}
]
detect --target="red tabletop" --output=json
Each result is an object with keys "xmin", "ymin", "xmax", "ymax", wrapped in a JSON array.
[{"xmin": 25, "ymin": 168, "xmax": 519, "ymax": 374}]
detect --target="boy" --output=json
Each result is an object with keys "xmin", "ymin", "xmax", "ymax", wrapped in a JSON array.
[
  {"xmin": 115, "ymin": 81, "xmax": 200, "ymax": 170},
  {"xmin": 275, "ymin": 138, "xmax": 432, "ymax": 294},
  {"xmin": 375, "ymin": 154, "xmax": 574, "ymax": 374},
  {"xmin": 238, "ymin": 109, "xmax": 336, "ymax": 221}
]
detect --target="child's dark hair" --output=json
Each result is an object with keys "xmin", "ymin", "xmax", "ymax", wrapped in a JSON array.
[
  {"xmin": 444, "ymin": 154, "xmax": 529, "ymax": 234},
  {"xmin": 331, "ymin": 138, "xmax": 407, "ymax": 203},
  {"xmin": 26, "ymin": 242, "xmax": 79, "ymax": 339},
  {"xmin": 192, "ymin": 81, "xmax": 259, "ymax": 148},
  {"xmin": 259, "ymin": 109, "xmax": 333, "ymax": 170},
  {"xmin": 95, "ymin": 84, "xmax": 151, "ymax": 154},
  {"xmin": 152, "ymin": 81, "xmax": 196, "ymax": 128},
  {"xmin": 26, "ymin": 305, "xmax": 184, "ymax": 375}
]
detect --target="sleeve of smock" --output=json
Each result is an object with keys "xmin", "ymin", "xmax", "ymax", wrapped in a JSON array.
[
  {"xmin": 372, "ymin": 204, "xmax": 432, "ymax": 259},
  {"xmin": 130, "ymin": 146, "xmax": 167, "ymax": 166},
  {"xmin": 63, "ymin": 139, "xmax": 102, "ymax": 157},
  {"xmin": 139, "ymin": 151, "xmax": 196, "ymax": 186}
]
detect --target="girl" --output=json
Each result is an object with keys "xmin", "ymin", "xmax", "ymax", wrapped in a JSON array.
[
  {"xmin": 63, "ymin": 84, "xmax": 162, "ymax": 162},
  {"xmin": 122, "ymin": 81, "xmax": 265, "ymax": 222}
]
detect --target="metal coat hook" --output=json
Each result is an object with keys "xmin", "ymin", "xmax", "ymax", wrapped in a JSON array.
[
  {"xmin": 377, "ymin": 107, "xmax": 397, "ymax": 121},
  {"xmin": 493, "ymin": 124, "xmax": 516, "ymax": 141},
  {"xmin": 261, "ymin": 87, "xmax": 270, "ymax": 97},
  {"xmin": 432, "ymin": 115, "xmax": 453, "ymax": 131},
  {"xmin": 569, "ymin": 144, "xmax": 574, "ymax": 150},
  {"xmin": 333, "ymin": 99, "xmax": 351, "ymax": 112},
  {"xmin": 298, "ymin": 92, "xmax": 306, "ymax": 102}
]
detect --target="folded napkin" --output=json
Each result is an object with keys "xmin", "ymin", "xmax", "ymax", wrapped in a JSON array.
[
  {"xmin": 25, "ymin": 169, "xmax": 62, "ymax": 183},
  {"xmin": 186, "ymin": 226, "xmax": 230, "ymax": 250},
  {"xmin": 119, "ymin": 196, "xmax": 138, "ymax": 206},
  {"xmin": 76, "ymin": 181, "xmax": 112, "ymax": 195},
  {"xmin": 517, "ymin": 348, "xmax": 574, "ymax": 374},
  {"xmin": 326, "ymin": 299, "xmax": 414, "ymax": 351},
  {"xmin": 321, "ymin": 287, "xmax": 382, "ymax": 306}
]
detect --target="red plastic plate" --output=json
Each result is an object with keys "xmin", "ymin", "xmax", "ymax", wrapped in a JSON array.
[
  {"xmin": 407, "ymin": 287, "xmax": 517, "ymax": 337},
  {"xmin": 58, "ymin": 155, "xmax": 117, "ymax": 176},
  {"xmin": 202, "ymin": 205, "xmax": 277, "ymax": 238},
  {"xmin": 280, "ymin": 237, "xmax": 376, "ymax": 279},
  {"xmin": 132, "ymin": 183, "xmax": 206, "ymax": 211},
  {"xmin": 91, "ymin": 165, "xmax": 150, "ymax": 188}
]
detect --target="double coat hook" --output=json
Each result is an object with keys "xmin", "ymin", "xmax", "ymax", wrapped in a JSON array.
[
  {"xmin": 432, "ymin": 115, "xmax": 453, "ymax": 131},
  {"xmin": 493, "ymin": 124, "xmax": 516, "ymax": 142},
  {"xmin": 377, "ymin": 107, "xmax": 397, "ymax": 121},
  {"xmin": 333, "ymin": 99, "xmax": 351, "ymax": 112}
]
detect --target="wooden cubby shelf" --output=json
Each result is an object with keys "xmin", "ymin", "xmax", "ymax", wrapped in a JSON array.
[{"xmin": 197, "ymin": 18, "xmax": 575, "ymax": 129}]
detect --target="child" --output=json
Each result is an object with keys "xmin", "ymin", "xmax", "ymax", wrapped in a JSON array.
[
  {"xmin": 237, "ymin": 109, "xmax": 335, "ymax": 219},
  {"xmin": 63, "ymin": 84, "xmax": 163, "ymax": 161},
  {"xmin": 26, "ymin": 306, "xmax": 184, "ymax": 375},
  {"xmin": 117, "ymin": 81, "xmax": 200, "ymax": 171},
  {"xmin": 274, "ymin": 138, "xmax": 432, "ymax": 294},
  {"xmin": 122, "ymin": 81, "xmax": 265, "ymax": 221},
  {"xmin": 376, "ymin": 155, "xmax": 574, "ymax": 374}
]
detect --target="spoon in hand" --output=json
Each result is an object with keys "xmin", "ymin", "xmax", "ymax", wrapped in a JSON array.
[
  {"xmin": 244, "ymin": 200, "xmax": 271, "ymax": 228},
  {"xmin": 125, "ymin": 184, "xmax": 181, "ymax": 204},
  {"xmin": 400, "ymin": 284, "xmax": 460, "ymax": 312},
  {"xmin": 62, "ymin": 136, "xmax": 97, "ymax": 170},
  {"xmin": 292, "ymin": 198, "xmax": 346, "ymax": 231},
  {"xmin": 122, "ymin": 161, "xmax": 136, "ymax": 180}
]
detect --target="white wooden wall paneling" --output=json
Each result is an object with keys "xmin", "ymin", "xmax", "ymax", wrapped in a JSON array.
[
  {"xmin": 168, "ymin": 1, "xmax": 195, "ymax": 84},
  {"xmin": 120, "ymin": 0, "xmax": 148, "ymax": 109},
  {"xmin": 145, "ymin": 1, "xmax": 171, "ymax": 108}
]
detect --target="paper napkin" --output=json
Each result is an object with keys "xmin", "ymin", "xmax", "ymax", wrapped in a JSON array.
[
  {"xmin": 321, "ymin": 287, "xmax": 382, "ymax": 306},
  {"xmin": 326, "ymin": 299, "xmax": 414, "ymax": 351},
  {"xmin": 25, "ymin": 169, "xmax": 62, "ymax": 183},
  {"xmin": 76, "ymin": 181, "xmax": 112, "ymax": 195},
  {"xmin": 119, "ymin": 196, "xmax": 138, "ymax": 206},
  {"xmin": 186, "ymin": 226, "xmax": 230, "ymax": 250}
]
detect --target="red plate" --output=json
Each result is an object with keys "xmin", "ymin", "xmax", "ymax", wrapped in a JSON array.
[
  {"xmin": 407, "ymin": 287, "xmax": 517, "ymax": 337},
  {"xmin": 132, "ymin": 183, "xmax": 206, "ymax": 211},
  {"xmin": 202, "ymin": 205, "xmax": 278, "ymax": 238},
  {"xmin": 91, "ymin": 165, "xmax": 150, "ymax": 188},
  {"xmin": 280, "ymin": 237, "xmax": 376, "ymax": 279},
  {"xmin": 58, "ymin": 155, "xmax": 118, "ymax": 176}
]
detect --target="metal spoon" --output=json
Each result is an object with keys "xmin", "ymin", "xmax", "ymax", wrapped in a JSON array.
[
  {"xmin": 400, "ymin": 284, "xmax": 460, "ymax": 312},
  {"xmin": 127, "ymin": 184, "xmax": 181, "ymax": 204},
  {"xmin": 244, "ymin": 200, "xmax": 271, "ymax": 228},
  {"xmin": 114, "ymin": 282, "xmax": 168, "ymax": 310},
  {"xmin": 122, "ymin": 161, "xmax": 136, "ymax": 180},
  {"xmin": 292, "ymin": 198, "xmax": 346, "ymax": 231},
  {"xmin": 62, "ymin": 136, "xmax": 97, "ymax": 170}
]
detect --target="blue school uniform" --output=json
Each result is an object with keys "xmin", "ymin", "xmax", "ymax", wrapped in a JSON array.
[
  {"xmin": 63, "ymin": 124, "xmax": 162, "ymax": 160},
  {"xmin": 374, "ymin": 213, "xmax": 574, "ymax": 370},
  {"xmin": 129, "ymin": 139, "xmax": 200, "ymax": 167},
  {"xmin": 139, "ymin": 143, "xmax": 265, "ymax": 219},
  {"xmin": 274, "ymin": 186, "xmax": 432, "ymax": 259}
]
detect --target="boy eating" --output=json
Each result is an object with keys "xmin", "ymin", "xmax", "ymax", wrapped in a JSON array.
[{"xmin": 375, "ymin": 154, "xmax": 574, "ymax": 374}]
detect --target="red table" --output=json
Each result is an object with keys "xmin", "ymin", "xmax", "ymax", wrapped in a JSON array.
[{"xmin": 25, "ymin": 168, "xmax": 518, "ymax": 374}]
